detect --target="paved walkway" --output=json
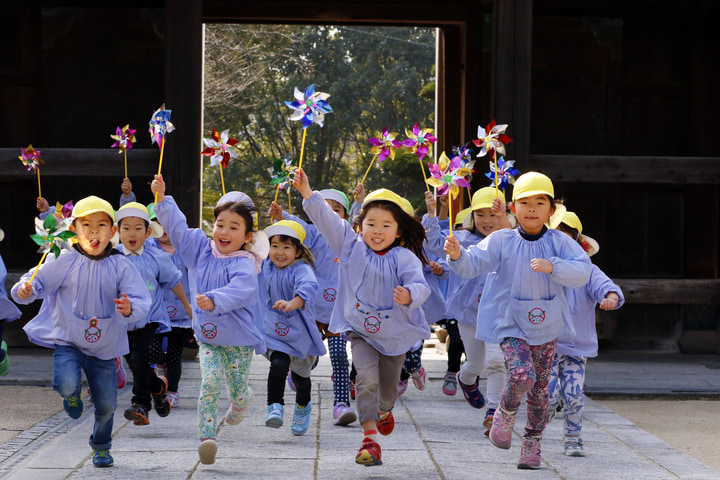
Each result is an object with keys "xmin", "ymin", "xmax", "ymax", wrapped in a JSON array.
[{"xmin": 0, "ymin": 344, "xmax": 719, "ymax": 480}]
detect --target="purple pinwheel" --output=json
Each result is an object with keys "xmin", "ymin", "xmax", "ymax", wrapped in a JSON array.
[
  {"xmin": 19, "ymin": 145, "xmax": 44, "ymax": 171},
  {"xmin": 110, "ymin": 125, "xmax": 137, "ymax": 153},
  {"xmin": 427, "ymin": 152, "xmax": 473, "ymax": 198},
  {"xmin": 368, "ymin": 127, "xmax": 402, "ymax": 162},
  {"xmin": 472, "ymin": 120, "xmax": 512, "ymax": 158},
  {"xmin": 285, "ymin": 84, "xmax": 333, "ymax": 129},
  {"xmin": 485, "ymin": 156, "xmax": 520, "ymax": 191},
  {"xmin": 400, "ymin": 123, "xmax": 438, "ymax": 161}
]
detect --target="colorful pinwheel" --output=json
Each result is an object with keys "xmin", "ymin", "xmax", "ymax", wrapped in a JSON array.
[
  {"xmin": 400, "ymin": 123, "xmax": 438, "ymax": 190},
  {"xmin": 19, "ymin": 144, "xmax": 45, "ymax": 198},
  {"xmin": 453, "ymin": 145, "xmax": 477, "ymax": 203},
  {"xmin": 110, "ymin": 124, "xmax": 137, "ymax": 178},
  {"xmin": 285, "ymin": 84, "xmax": 333, "ymax": 171},
  {"xmin": 486, "ymin": 156, "xmax": 520, "ymax": 191},
  {"xmin": 472, "ymin": 120, "xmax": 513, "ymax": 197},
  {"xmin": 28, "ymin": 214, "xmax": 76, "ymax": 285},
  {"xmin": 51, "ymin": 200, "xmax": 74, "ymax": 231},
  {"xmin": 269, "ymin": 156, "xmax": 297, "ymax": 214},
  {"xmin": 201, "ymin": 128, "xmax": 240, "ymax": 196},
  {"xmin": 148, "ymin": 104, "xmax": 174, "ymax": 205},
  {"xmin": 361, "ymin": 127, "xmax": 402, "ymax": 184},
  {"xmin": 427, "ymin": 152, "xmax": 473, "ymax": 237}
]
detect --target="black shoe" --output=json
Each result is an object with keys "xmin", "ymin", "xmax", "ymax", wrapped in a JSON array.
[
  {"xmin": 124, "ymin": 403, "xmax": 150, "ymax": 425},
  {"xmin": 152, "ymin": 375, "xmax": 171, "ymax": 417}
]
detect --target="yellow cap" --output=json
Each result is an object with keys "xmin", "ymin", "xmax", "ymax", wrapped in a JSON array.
[
  {"xmin": 399, "ymin": 197, "xmax": 415, "ymax": 216},
  {"xmin": 511, "ymin": 172, "xmax": 554, "ymax": 201},
  {"xmin": 471, "ymin": 187, "xmax": 504, "ymax": 210},
  {"xmin": 264, "ymin": 220, "xmax": 306, "ymax": 244},
  {"xmin": 362, "ymin": 188, "xmax": 405, "ymax": 211},
  {"xmin": 454, "ymin": 207, "xmax": 472, "ymax": 226},
  {"xmin": 72, "ymin": 196, "xmax": 114, "ymax": 222},
  {"xmin": 561, "ymin": 211, "xmax": 583, "ymax": 234}
]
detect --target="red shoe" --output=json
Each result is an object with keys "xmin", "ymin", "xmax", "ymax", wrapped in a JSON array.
[
  {"xmin": 115, "ymin": 357, "xmax": 126, "ymax": 389},
  {"xmin": 355, "ymin": 437, "xmax": 382, "ymax": 466},
  {"xmin": 376, "ymin": 411, "xmax": 394, "ymax": 436}
]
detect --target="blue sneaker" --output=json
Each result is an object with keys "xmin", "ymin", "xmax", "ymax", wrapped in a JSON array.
[
  {"xmin": 458, "ymin": 377, "xmax": 486, "ymax": 409},
  {"xmin": 63, "ymin": 394, "xmax": 83, "ymax": 419},
  {"xmin": 265, "ymin": 403, "xmax": 284, "ymax": 428},
  {"xmin": 291, "ymin": 402, "xmax": 312, "ymax": 436},
  {"xmin": 92, "ymin": 449, "xmax": 114, "ymax": 467},
  {"xmin": 0, "ymin": 341, "xmax": 8, "ymax": 376}
]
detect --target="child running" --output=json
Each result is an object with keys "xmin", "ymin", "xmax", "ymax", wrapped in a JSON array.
[
  {"xmin": 259, "ymin": 220, "xmax": 324, "ymax": 435},
  {"xmin": 152, "ymin": 176, "xmax": 267, "ymax": 465},
  {"xmin": 294, "ymin": 170, "xmax": 431, "ymax": 466},
  {"xmin": 547, "ymin": 209, "xmax": 624, "ymax": 456},
  {"xmin": 12, "ymin": 196, "xmax": 151, "ymax": 467},
  {"xmin": 444, "ymin": 172, "xmax": 592, "ymax": 470},
  {"xmin": 0, "ymin": 227, "xmax": 22, "ymax": 376}
]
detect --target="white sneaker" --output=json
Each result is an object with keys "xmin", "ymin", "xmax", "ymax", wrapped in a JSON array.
[
  {"xmin": 225, "ymin": 389, "xmax": 253, "ymax": 425},
  {"xmin": 563, "ymin": 436, "xmax": 585, "ymax": 457},
  {"xmin": 166, "ymin": 391, "xmax": 180, "ymax": 407}
]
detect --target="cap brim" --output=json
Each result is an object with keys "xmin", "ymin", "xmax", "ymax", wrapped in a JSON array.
[
  {"xmin": 149, "ymin": 222, "xmax": 164, "ymax": 238},
  {"xmin": 580, "ymin": 234, "xmax": 600, "ymax": 257},
  {"xmin": 548, "ymin": 204, "xmax": 567, "ymax": 229}
]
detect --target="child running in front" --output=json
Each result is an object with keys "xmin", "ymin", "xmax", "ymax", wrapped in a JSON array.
[
  {"xmin": 294, "ymin": 169, "xmax": 431, "ymax": 466},
  {"xmin": 259, "ymin": 220, "xmax": 324, "ymax": 435},
  {"xmin": 546, "ymin": 209, "xmax": 624, "ymax": 457},
  {"xmin": 151, "ymin": 176, "xmax": 267, "ymax": 465},
  {"xmin": 12, "ymin": 196, "xmax": 151, "ymax": 467},
  {"xmin": 444, "ymin": 172, "xmax": 592, "ymax": 470}
]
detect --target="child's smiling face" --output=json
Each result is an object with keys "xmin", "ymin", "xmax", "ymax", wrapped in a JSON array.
[
  {"xmin": 512, "ymin": 194, "xmax": 555, "ymax": 235},
  {"xmin": 119, "ymin": 216, "xmax": 151, "ymax": 252},
  {"xmin": 268, "ymin": 236, "xmax": 301, "ymax": 268},
  {"xmin": 70, "ymin": 212, "xmax": 116, "ymax": 256},
  {"xmin": 359, "ymin": 206, "xmax": 401, "ymax": 251},
  {"xmin": 213, "ymin": 209, "xmax": 252, "ymax": 255},
  {"xmin": 473, "ymin": 207, "xmax": 501, "ymax": 236}
]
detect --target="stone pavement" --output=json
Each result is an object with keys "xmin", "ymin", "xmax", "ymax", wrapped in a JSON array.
[{"xmin": 0, "ymin": 344, "xmax": 719, "ymax": 480}]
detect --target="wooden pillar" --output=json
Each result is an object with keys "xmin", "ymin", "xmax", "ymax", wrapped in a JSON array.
[
  {"xmin": 492, "ymin": 0, "xmax": 532, "ymax": 168},
  {"xmin": 165, "ymin": 0, "xmax": 203, "ymax": 227}
]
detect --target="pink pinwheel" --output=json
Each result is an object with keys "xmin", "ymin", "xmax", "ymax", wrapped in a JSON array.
[
  {"xmin": 201, "ymin": 128, "xmax": 239, "ymax": 168},
  {"xmin": 486, "ymin": 156, "xmax": 520, "ymax": 191},
  {"xmin": 19, "ymin": 144, "xmax": 44, "ymax": 171},
  {"xmin": 472, "ymin": 120, "xmax": 512, "ymax": 158},
  {"xmin": 400, "ymin": 123, "xmax": 438, "ymax": 161},
  {"xmin": 285, "ymin": 84, "xmax": 333, "ymax": 129},
  {"xmin": 368, "ymin": 127, "xmax": 402, "ymax": 162},
  {"xmin": 427, "ymin": 152, "xmax": 473, "ymax": 198},
  {"xmin": 52, "ymin": 200, "xmax": 74, "ymax": 231},
  {"xmin": 110, "ymin": 125, "xmax": 137, "ymax": 153}
]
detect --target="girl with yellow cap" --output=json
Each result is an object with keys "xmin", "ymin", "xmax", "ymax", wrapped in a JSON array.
[{"xmin": 444, "ymin": 172, "xmax": 593, "ymax": 470}]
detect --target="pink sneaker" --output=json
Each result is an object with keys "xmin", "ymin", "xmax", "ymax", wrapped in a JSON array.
[
  {"xmin": 398, "ymin": 378, "xmax": 409, "ymax": 395},
  {"xmin": 489, "ymin": 407, "xmax": 516, "ymax": 449},
  {"xmin": 411, "ymin": 367, "xmax": 426, "ymax": 391},
  {"xmin": 442, "ymin": 371, "xmax": 457, "ymax": 396},
  {"xmin": 115, "ymin": 357, "xmax": 126, "ymax": 389},
  {"xmin": 517, "ymin": 437, "xmax": 542, "ymax": 470},
  {"xmin": 332, "ymin": 402, "xmax": 357, "ymax": 426}
]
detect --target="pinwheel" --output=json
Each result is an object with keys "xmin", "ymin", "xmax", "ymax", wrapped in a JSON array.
[
  {"xmin": 472, "ymin": 120, "xmax": 513, "ymax": 197},
  {"xmin": 51, "ymin": 200, "xmax": 74, "ymax": 231},
  {"xmin": 269, "ymin": 156, "xmax": 297, "ymax": 215},
  {"xmin": 284, "ymin": 84, "xmax": 333, "ymax": 171},
  {"xmin": 19, "ymin": 144, "xmax": 45, "ymax": 198},
  {"xmin": 28, "ymin": 214, "xmax": 76, "ymax": 285},
  {"xmin": 110, "ymin": 124, "xmax": 137, "ymax": 178},
  {"xmin": 148, "ymin": 104, "xmax": 175, "ymax": 205},
  {"xmin": 453, "ymin": 144, "xmax": 476, "ymax": 202},
  {"xmin": 486, "ymin": 156, "xmax": 520, "ymax": 191},
  {"xmin": 201, "ymin": 128, "xmax": 239, "ymax": 196},
  {"xmin": 400, "ymin": 123, "xmax": 438, "ymax": 190},
  {"xmin": 427, "ymin": 152, "xmax": 473, "ymax": 237},
  {"xmin": 361, "ymin": 127, "xmax": 402, "ymax": 184}
]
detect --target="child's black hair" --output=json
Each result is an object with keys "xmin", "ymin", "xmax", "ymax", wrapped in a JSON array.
[
  {"xmin": 269, "ymin": 234, "xmax": 315, "ymax": 269},
  {"xmin": 117, "ymin": 217, "xmax": 149, "ymax": 229},
  {"xmin": 354, "ymin": 199, "xmax": 429, "ymax": 266},
  {"xmin": 556, "ymin": 222, "xmax": 581, "ymax": 244},
  {"xmin": 213, "ymin": 202, "xmax": 255, "ymax": 233}
]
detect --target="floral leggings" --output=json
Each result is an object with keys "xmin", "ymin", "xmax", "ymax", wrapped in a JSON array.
[
  {"xmin": 548, "ymin": 354, "xmax": 587, "ymax": 437},
  {"xmin": 500, "ymin": 337, "xmax": 557, "ymax": 439},
  {"xmin": 197, "ymin": 342, "xmax": 254, "ymax": 440}
]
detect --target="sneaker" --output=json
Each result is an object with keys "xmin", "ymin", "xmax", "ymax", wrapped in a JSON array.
[
  {"xmin": 225, "ymin": 389, "xmax": 253, "ymax": 425},
  {"xmin": 564, "ymin": 436, "xmax": 585, "ymax": 457},
  {"xmin": 398, "ymin": 378, "xmax": 408, "ymax": 395},
  {"xmin": 287, "ymin": 371, "xmax": 296, "ymax": 391},
  {"xmin": 166, "ymin": 391, "xmax": 180, "ymax": 407},
  {"xmin": 0, "ymin": 341, "xmax": 9, "ymax": 376},
  {"xmin": 154, "ymin": 363, "xmax": 166, "ymax": 378},
  {"xmin": 547, "ymin": 402, "xmax": 558, "ymax": 424},
  {"xmin": 114, "ymin": 357, "xmax": 126, "ymax": 389},
  {"xmin": 518, "ymin": 437, "xmax": 542, "ymax": 469},
  {"xmin": 411, "ymin": 367, "xmax": 427, "ymax": 391},
  {"xmin": 349, "ymin": 378, "xmax": 356, "ymax": 400},
  {"xmin": 376, "ymin": 411, "xmax": 394, "ymax": 436},
  {"xmin": 91, "ymin": 449, "xmax": 114, "ymax": 467},
  {"xmin": 198, "ymin": 439, "xmax": 217, "ymax": 465},
  {"xmin": 152, "ymin": 375, "xmax": 171, "ymax": 417},
  {"xmin": 63, "ymin": 394, "xmax": 83, "ymax": 419},
  {"xmin": 483, "ymin": 408, "xmax": 495, "ymax": 436},
  {"xmin": 489, "ymin": 407, "xmax": 516, "ymax": 449},
  {"xmin": 86, "ymin": 387, "xmax": 93, "ymax": 405},
  {"xmin": 442, "ymin": 371, "xmax": 457, "ymax": 396},
  {"xmin": 355, "ymin": 436, "xmax": 382, "ymax": 466},
  {"xmin": 124, "ymin": 403, "xmax": 150, "ymax": 426},
  {"xmin": 291, "ymin": 402, "xmax": 312, "ymax": 435},
  {"xmin": 458, "ymin": 376, "xmax": 486, "ymax": 409},
  {"xmin": 265, "ymin": 403, "xmax": 284, "ymax": 428},
  {"xmin": 333, "ymin": 402, "xmax": 357, "ymax": 426}
]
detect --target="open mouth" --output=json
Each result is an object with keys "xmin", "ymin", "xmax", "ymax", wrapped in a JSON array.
[
  {"xmin": 89, "ymin": 239, "xmax": 100, "ymax": 249},
  {"xmin": 218, "ymin": 239, "xmax": 231, "ymax": 247}
]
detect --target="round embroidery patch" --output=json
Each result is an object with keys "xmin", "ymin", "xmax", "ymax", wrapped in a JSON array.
[
  {"xmin": 528, "ymin": 307, "xmax": 546, "ymax": 325},
  {"xmin": 201, "ymin": 322, "xmax": 218, "ymax": 339},
  {"xmin": 323, "ymin": 288, "xmax": 337, "ymax": 302},
  {"xmin": 167, "ymin": 305, "xmax": 177, "ymax": 319},
  {"xmin": 84, "ymin": 318, "xmax": 102, "ymax": 343},
  {"xmin": 364, "ymin": 316, "xmax": 381, "ymax": 334},
  {"xmin": 275, "ymin": 322, "xmax": 290, "ymax": 336}
]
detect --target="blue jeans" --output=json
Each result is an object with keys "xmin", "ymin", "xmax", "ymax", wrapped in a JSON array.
[{"xmin": 53, "ymin": 345, "xmax": 117, "ymax": 450}]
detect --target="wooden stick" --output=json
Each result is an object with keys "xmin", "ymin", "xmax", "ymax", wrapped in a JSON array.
[
  {"xmin": 494, "ymin": 150, "xmax": 499, "ymax": 198},
  {"xmin": 419, "ymin": 160, "xmax": 430, "ymax": 191},
  {"xmin": 273, "ymin": 183, "xmax": 280, "ymax": 204}
]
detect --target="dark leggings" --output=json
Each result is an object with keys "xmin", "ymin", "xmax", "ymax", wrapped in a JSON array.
[
  {"xmin": 148, "ymin": 327, "xmax": 192, "ymax": 392},
  {"xmin": 267, "ymin": 351, "xmax": 311, "ymax": 407},
  {"xmin": 125, "ymin": 322, "xmax": 163, "ymax": 410},
  {"xmin": 436, "ymin": 319, "xmax": 464, "ymax": 373}
]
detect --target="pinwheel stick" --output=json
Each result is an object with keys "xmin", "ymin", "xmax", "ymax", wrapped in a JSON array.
[
  {"xmin": 28, "ymin": 251, "xmax": 49, "ymax": 285},
  {"xmin": 419, "ymin": 161, "xmax": 430, "ymax": 191},
  {"xmin": 124, "ymin": 150, "xmax": 128, "ymax": 179},
  {"xmin": 288, "ymin": 189, "xmax": 292, "ymax": 215},
  {"xmin": 37, "ymin": 167, "xmax": 42, "ymax": 199},
  {"xmin": 448, "ymin": 194, "xmax": 454, "ymax": 238},
  {"xmin": 298, "ymin": 128, "xmax": 308, "ymax": 171},
  {"xmin": 494, "ymin": 150, "xmax": 499, "ymax": 198},
  {"xmin": 154, "ymin": 137, "xmax": 166, "ymax": 206},
  {"xmin": 274, "ymin": 183, "xmax": 281, "ymax": 205},
  {"xmin": 360, "ymin": 153, "xmax": 378, "ymax": 185},
  {"xmin": 219, "ymin": 164, "xmax": 226, "ymax": 196}
]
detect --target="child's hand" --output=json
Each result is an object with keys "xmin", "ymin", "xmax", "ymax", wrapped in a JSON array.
[
  {"xmin": 353, "ymin": 183, "xmax": 366, "ymax": 204},
  {"xmin": 599, "ymin": 292, "xmax": 620, "ymax": 311},
  {"xmin": 121, "ymin": 177, "xmax": 133, "ymax": 197},
  {"xmin": 530, "ymin": 258, "xmax": 553, "ymax": 274},
  {"xmin": 424, "ymin": 191, "xmax": 436, "ymax": 218},
  {"xmin": 492, "ymin": 198, "xmax": 506, "ymax": 217},
  {"xmin": 36, "ymin": 197, "xmax": 49, "ymax": 213},
  {"xmin": 273, "ymin": 295, "xmax": 305, "ymax": 312},
  {"xmin": 16, "ymin": 282, "xmax": 33, "ymax": 300},
  {"xmin": 196, "ymin": 294, "xmax": 215, "ymax": 311},
  {"xmin": 113, "ymin": 293, "xmax": 132, "ymax": 316},
  {"xmin": 292, "ymin": 169, "xmax": 313, "ymax": 199},
  {"xmin": 151, "ymin": 174, "xmax": 166, "ymax": 203},
  {"xmin": 268, "ymin": 202, "xmax": 283, "ymax": 222},
  {"xmin": 315, "ymin": 321, "xmax": 338, "ymax": 340},
  {"xmin": 393, "ymin": 286, "xmax": 412, "ymax": 305},
  {"xmin": 429, "ymin": 261, "xmax": 444, "ymax": 276},
  {"xmin": 444, "ymin": 236, "xmax": 461, "ymax": 261},
  {"xmin": 437, "ymin": 194, "xmax": 449, "ymax": 220}
]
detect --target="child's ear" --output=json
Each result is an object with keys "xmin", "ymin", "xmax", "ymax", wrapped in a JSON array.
[
  {"xmin": 244, "ymin": 231, "xmax": 253, "ymax": 244},
  {"xmin": 145, "ymin": 226, "xmax": 152, "ymax": 239},
  {"xmin": 111, "ymin": 225, "xmax": 118, "ymax": 235}
]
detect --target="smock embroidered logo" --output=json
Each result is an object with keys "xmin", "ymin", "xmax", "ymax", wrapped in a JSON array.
[
  {"xmin": 333, "ymin": 257, "xmax": 339, "ymax": 263},
  {"xmin": 201, "ymin": 322, "xmax": 218, "ymax": 339},
  {"xmin": 275, "ymin": 322, "xmax": 290, "ymax": 336},
  {"xmin": 363, "ymin": 316, "xmax": 381, "ymax": 333},
  {"xmin": 528, "ymin": 307, "xmax": 546, "ymax": 325},
  {"xmin": 478, "ymin": 293, "xmax": 482, "ymax": 303},
  {"xmin": 84, "ymin": 318, "xmax": 102, "ymax": 343},
  {"xmin": 323, "ymin": 288, "xmax": 337, "ymax": 302},
  {"xmin": 167, "ymin": 305, "xmax": 177, "ymax": 319}
]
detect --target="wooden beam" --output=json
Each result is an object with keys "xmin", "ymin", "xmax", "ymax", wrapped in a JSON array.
[
  {"xmin": 0, "ymin": 148, "xmax": 158, "ymax": 176},
  {"xmin": 614, "ymin": 279, "xmax": 720, "ymax": 304}
]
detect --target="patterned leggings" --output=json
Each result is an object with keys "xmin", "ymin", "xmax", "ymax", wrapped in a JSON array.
[
  {"xmin": 500, "ymin": 337, "xmax": 557, "ymax": 439},
  {"xmin": 548, "ymin": 354, "xmax": 587, "ymax": 437},
  {"xmin": 148, "ymin": 327, "xmax": 192, "ymax": 392},
  {"xmin": 400, "ymin": 344, "xmax": 423, "ymax": 381},
  {"xmin": 197, "ymin": 342, "xmax": 254, "ymax": 440},
  {"xmin": 327, "ymin": 336, "xmax": 350, "ymax": 405}
]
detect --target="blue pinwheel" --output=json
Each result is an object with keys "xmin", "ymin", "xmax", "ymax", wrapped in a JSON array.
[
  {"xmin": 285, "ymin": 84, "xmax": 333, "ymax": 129},
  {"xmin": 486, "ymin": 156, "xmax": 520, "ymax": 191}
]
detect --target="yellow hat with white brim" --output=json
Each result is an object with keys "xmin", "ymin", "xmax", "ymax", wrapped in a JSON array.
[
  {"xmin": 116, "ymin": 202, "xmax": 164, "ymax": 238},
  {"xmin": 511, "ymin": 171, "xmax": 554, "ymax": 201}
]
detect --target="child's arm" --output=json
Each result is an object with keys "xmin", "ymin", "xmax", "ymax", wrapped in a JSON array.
[
  {"xmin": 273, "ymin": 295, "xmax": 305, "ymax": 312},
  {"xmin": 115, "ymin": 259, "xmax": 153, "ymax": 322},
  {"xmin": 171, "ymin": 283, "xmax": 193, "ymax": 318},
  {"xmin": 444, "ymin": 232, "xmax": 501, "ymax": 279},
  {"xmin": 492, "ymin": 197, "xmax": 512, "ymax": 230},
  {"xmin": 545, "ymin": 234, "xmax": 594, "ymax": 288},
  {"xmin": 196, "ymin": 258, "xmax": 259, "ymax": 314},
  {"xmin": 273, "ymin": 263, "xmax": 317, "ymax": 313},
  {"xmin": 120, "ymin": 177, "xmax": 136, "ymax": 206},
  {"xmin": 586, "ymin": 264, "xmax": 625, "ymax": 310},
  {"xmin": 599, "ymin": 292, "xmax": 620, "ymax": 311},
  {"xmin": 395, "ymin": 250, "xmax": 431, "ymax": 310},
  {"xmin": 423, "ymin": 192, "xmax": 449, "ymax": 258}
]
